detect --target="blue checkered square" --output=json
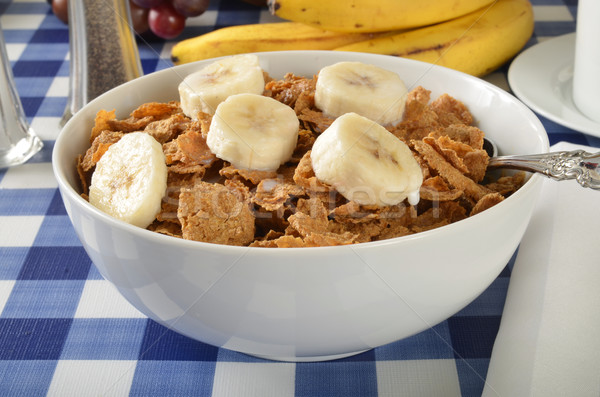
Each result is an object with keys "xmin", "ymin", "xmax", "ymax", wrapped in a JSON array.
[
  {"xmin": 86, "ymin": 264, "xmax": 105, "ymax": 280},
  {"xmin": 587, "ymin": 135, "xmax": 600, "ymax": 148},
  {"xmin": 337, "ymin": 349, "xmax": 376, "ymax": 363},
  {"xmin": 30, "ymin": 29, "xmax": 69, "ymax": 43},
  {"xmin": 548, "ymin": 131, "xmax": 591, "ymax": 146},
  {"xmin": 141, "ymin": 58, "xmax": 160, "ymax": 75},
  {"xmin": 14, "ymin": 77, "xmax": 53, "ymax": 96},
  {"xmin": 216, "ymin": 348, "xmax": 275, "ymax": 363},
  {"xmin": 45, "ymin": 189, "xmax": 67, "ymax": 216},
  {"xmin": 0, "ymin": 318, "xmax": 72, "ymax": 360},
  {"xmin": 0, "ymin": 188, "xmax": 53, "ymax": 215},
  {"xmin": 20, "ymin": 43, "xmax": 68, "ymax": 60},
  {"xmin": 295, "ymin": 361, "xmax": 378, "ymax": 397},
  {"xmin": 12, "ymin": 60, "xmax": 63, "ymax": 77},
  {"xmin": 35, "ymin": 96, "xmax": 68, "ymax": 116},
  {"xmin": 19, "ymin": 96, "xmax": 44, "ymax": 118},
  {"xmin": 448, "ymin": 316, "xmax": 502, "ymax": 359},
  {"xmin": 535, "ymin": 21, "xmax": 576, "ymax": 36},
  {"xmin": 215, "ymin": 0, "xmax": 262, "ymax": 27},
  {"xmin": 138, "ymin": 320, "xmax": 220, "ymax": 361},
  {"xmin": 455, "ymin": 358, "xmax": 490, "ymax": 397},
  {"xmin": 130, "ymin": 361, "xmax": 216, "ymax": 396},
  {"xmin": 27, "ymin": 141, "xmax": 53, "ymax": 163},
  {"xmin": 33, "ymin": 216, "xmax": 82, "ymax": 246},
  {"xmin": 0, "ymin": 360, "xmax": 57, "ymax": 395},
  {"xmin": 19, "ymin": 246, "xmax": 91, "ymax": 280},
  {"xmin": 60, "ymin": 318, "xmax": 147, "ymax": 360},
  {"xmin": 454, "ymin": 277, "xmax": 510, "ymax": 317},
  {"xmin": 2, "ymin": 1, "xmax": 49, "ymax": 13},
  {"xmin": 0, "ymin": 248, "xmax": 29, "ymax": 280},
  {"xmin": 375, "ymin": 322, "xmax": 455, "ymax": 361},
  {"xmin": 1, "ymin": 30, "xmax": 35, "ymax": 43},
  {"xmin": 1, "ymin": 280, "xmax": 84, "ymax": 318},
  {"xmin": 39, "ymin": 13, "xmax": 66, "ymax": 29}
]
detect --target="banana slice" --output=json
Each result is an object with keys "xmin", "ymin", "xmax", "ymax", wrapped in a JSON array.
[
  {"xmin": 314, "ymin": 61, "xmax": 408, "ymax": 126},
  {"xmin": 207, "ymin": 93, "xmax": 300, "ymax": 171},
  {"xmin": 311, "ymin": 112, "xmax": 422, "ymax": 207},
  {"xmin": 178, "ymin": 54, "xmax": 265, "ymax": 119},
  {"xmin": 89, "ymin": 132, "xmax": 168, "ymax": 228}
]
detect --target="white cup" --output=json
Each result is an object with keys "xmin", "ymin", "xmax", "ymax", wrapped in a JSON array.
[{"xmin": 572, "ymin": 0, "xmax": 600, "ymax": 123}]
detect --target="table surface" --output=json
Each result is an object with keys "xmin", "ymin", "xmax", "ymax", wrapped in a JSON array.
[{"xmin": 0, "ymin": 0, "xmax": 597, "ymax": 396}]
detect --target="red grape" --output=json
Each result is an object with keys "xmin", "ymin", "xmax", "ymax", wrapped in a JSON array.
[
  {"xmin": 132, "ymin": 0, "xmax": 165, "ymax": 8},
  {"xmin": 52, "ymin": 0, "xmax": 69, "ymax": 24},
  {"xmin": 172, "ymin": 0, "xmax": 210, "ymax": 17},
  {"xmin": 129, "ymin": 1, "xmax": 150, "ymax": 34},
  {"xmin": 148, "ymin": 2, "xmax": 186, "ymax": 39},
  {"xmin": 51, "ymin": 0, "xmax": 197, "ymax": 39}
]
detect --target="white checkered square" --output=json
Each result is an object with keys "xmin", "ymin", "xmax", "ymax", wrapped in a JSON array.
[
  {"xmin": 4, "ymin": 43, "xmax": 27, "ymax": 60},
  {"xmin": 0, "ymin": 216, "xmax": 44, "ymax": 247},
  {"xmin": 47, "ymin": 360, "xmax": 137, "ymax": 397},
  {"xmin": 30, "ymin": 117, "xmax": 63, "ymax": 141},
  {"xmin": 0, "ymin": 280, "xmax": 16, "ymax": 315},
  {"xmin": 211, "ymin": 361, "xmax": 296, "ymax": 397},
  {"xmin": 0, "ymin": 14, "xmax": 45, "ymax": 30},
  {"xmin": 533, "ymin": 5, "xmax": 574, "ymax": 22},
  {"xmin": 0, "ymin": 163, "xmax": 57, "ymax": 189},
  {"xmin": 483, "ymin": 71, "xmax": 510, "ymax": 92},
  {"xmin": 259, "ymin": 10, "xmax": 285, "ymax": 24},
  {"xmin": 45, "ymin": 76, "xmax": 70, "ymax": 97},
  {"xmin": 376, "ymin": 359, "xmax": 462, "ymax": 397},
  {"xmin": 159, "ymin": 42, "xmax": 176, "ymax": 61},
  {"xmin": 74, "ymin": 280, "xmax": 146, "ymax": 319},
  {"xmin": 186, "ymin": 10, "xmax": 218, "ymax": 27}
]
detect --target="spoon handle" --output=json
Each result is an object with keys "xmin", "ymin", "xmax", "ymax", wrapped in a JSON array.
[{"xmin": 488, "ymin": 150, "xmax": 600, "ymax": 190}]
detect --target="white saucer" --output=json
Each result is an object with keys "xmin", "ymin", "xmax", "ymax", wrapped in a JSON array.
[{"xmin": 508, "ymin": 33, "xmax": 600, "ymax": 138}]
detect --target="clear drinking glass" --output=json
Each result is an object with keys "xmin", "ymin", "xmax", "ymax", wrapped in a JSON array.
[{"xmin": 0, "ymin": 22, "xmax": 43, "ymax": 168}]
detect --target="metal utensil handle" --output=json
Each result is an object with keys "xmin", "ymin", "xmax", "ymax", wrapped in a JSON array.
[{"xmin": 488, "ymin": 150, "xmax": 600, "ymax": 190}]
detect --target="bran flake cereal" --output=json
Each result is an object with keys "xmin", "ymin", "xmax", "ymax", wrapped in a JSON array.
[{"xmin": 77, "ymin": 69, "xmax": 525, "ymax": 247}]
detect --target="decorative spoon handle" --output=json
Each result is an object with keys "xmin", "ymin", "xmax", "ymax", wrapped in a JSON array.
[{"xmin": 488, "ymin": 150, "xmax": 600, "ymax": 190}]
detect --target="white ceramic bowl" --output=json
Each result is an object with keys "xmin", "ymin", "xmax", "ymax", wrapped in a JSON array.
[{"xmin": 53, "ymin": 51, "xmax": 548, "ymax": 362}]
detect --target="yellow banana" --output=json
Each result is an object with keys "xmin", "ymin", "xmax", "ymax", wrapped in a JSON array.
[
  {"xmin": 334, "ymin": 0, "xmax": 534, "ymax": 77},
  {"xmin": 267, "ymin": 0, "xmax": 497, "ymax": 33},
  {"xmin": 171, "ymin": 22, "xmax": 385, "ymax": 65}
]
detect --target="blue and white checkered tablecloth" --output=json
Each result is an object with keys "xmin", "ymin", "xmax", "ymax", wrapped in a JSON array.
[{"xmin": 0, "ymin": 0, "xmax": 598, "ymax": 395}]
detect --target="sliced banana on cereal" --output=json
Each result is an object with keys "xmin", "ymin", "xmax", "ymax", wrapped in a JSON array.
[
  {"xmin": 178, "ymin": 54, "xmax": 265, "ymax": 119},
  {"xmin": 89, "ymin": 132, "xmax": 168, "ymax": 228},
  {"xmin": 207, "ymin": 93, "xmax": 300, "ymax": 172},
  {"xmin": 315, "ymin": 61, "xmax": 408, "ymax": 126},
  {"xmin": 311, "ymin": 112, "xmax": 422, "ymax": 207}
]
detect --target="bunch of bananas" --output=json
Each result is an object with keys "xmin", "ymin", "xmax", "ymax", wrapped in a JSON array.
[{"xmin": 171, "ymin": 0, "xmax": 534, "ymax": 77}]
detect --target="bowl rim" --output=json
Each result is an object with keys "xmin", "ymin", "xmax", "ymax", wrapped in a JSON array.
[{"xmin": 52, "ymin": 50, "xmax": 550, "ymax": 254}]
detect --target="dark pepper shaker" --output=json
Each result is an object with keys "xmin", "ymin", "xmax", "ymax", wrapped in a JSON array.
[{"xmin": 61, "ymin": 0, "xmax": 143, "ymax": 126}]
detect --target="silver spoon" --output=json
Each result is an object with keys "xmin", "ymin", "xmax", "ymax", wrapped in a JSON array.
[{"xmin": 483, "ymin": 138, "xmax": 600, "ymax": 190}]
